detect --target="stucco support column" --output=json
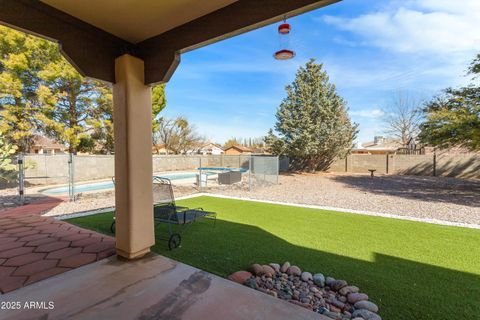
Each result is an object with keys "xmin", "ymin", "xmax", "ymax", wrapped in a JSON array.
[{"xmin": 113, "ymin": 54, "xmax": 154, "ymax": 259}]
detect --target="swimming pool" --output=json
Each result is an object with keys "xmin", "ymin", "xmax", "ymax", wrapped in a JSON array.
[
  {"xmin": 41, "ymin": 172, "xmax": 198, "ymax": 195},
  {"xmin": 197, "ymin": 167, "xmax": 247, "ymax": 172}
]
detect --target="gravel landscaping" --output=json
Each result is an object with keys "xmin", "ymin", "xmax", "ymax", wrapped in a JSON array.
[
  {"xmin": 229, "ymin": 262, "xmax": 381, "ymax": 320},
  {"xmin": 215, "ymin": 172, "xmax": 480, "ymax": 225},
  {"xmin": 3, "ymin": 172, "xmax": 479, "ymax": 226}
]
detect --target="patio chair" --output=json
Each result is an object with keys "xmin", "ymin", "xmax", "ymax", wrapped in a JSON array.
[
  {"xmin": 151, "ymin": 176, "xmax": 216, "ymax": 249},
  {"xmin": 110, "ymin": 176, "xmax": 216, "ymax": 250}
]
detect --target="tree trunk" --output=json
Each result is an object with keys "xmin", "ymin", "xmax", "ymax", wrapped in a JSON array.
[{"xmin": 68, "ymin": 92, "xmax": 78, "ymax": 154}]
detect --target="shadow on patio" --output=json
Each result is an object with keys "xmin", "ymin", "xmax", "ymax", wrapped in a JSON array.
[
  {"xmin": 0, "ymin": 213, "xmax": 115, "ymax": 294},
  {"xmin": 0, "ymin": 195, "xmax": 65, "ymax": 216}
]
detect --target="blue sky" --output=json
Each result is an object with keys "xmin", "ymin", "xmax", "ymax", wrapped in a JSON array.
[{"xmin": 163, "ymin": 0, "xmax": 480, "ymax": 144}]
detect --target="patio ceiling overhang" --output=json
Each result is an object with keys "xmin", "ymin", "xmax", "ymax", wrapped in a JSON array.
[
  {"xmin": 0, "ymin": 0, "xmax": 340, "ymax": 260},
  {"xmin": 0, "ymin": 0, "xmax": 340, "ymax": 84}
]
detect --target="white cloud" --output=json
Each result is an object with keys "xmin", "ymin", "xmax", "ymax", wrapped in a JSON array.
[
  {"xmin": 322, "ymin": 0, "xmax": 480, "ymax": 54},
  {"xmin": 410, "ymin": 0, "xmax": 480, "ymax": 15}
]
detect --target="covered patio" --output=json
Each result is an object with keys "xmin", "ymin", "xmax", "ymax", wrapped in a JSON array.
[
  {"xmin": 0, "ymin": 0, "xmax": 338, "ymax": 318},
  {"xmin": 1, "ymin": 254, "xmax": 330, "ymax": 320}
]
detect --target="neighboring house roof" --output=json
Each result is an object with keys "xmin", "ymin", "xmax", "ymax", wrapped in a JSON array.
[
  {"xmin": 32, "ymin": 135, "xmax": 65, "ymax": 149},
  {"xmin": 200, "ymin": 143, "xmax": 224, "ymax": 150},
  {"xmin": 185, "ymin": 142, "xmax": 223, "ymax": 154},
  {"xmin": 225, "ymin": 145, "xmax": 253, "ymax": 152},
  {"xmin": 360, "ymin": 139, "xmax": 404, "ymax": 151}
]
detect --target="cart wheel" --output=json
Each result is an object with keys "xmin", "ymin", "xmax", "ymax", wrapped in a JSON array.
[
  {"xmin": 110, "ymin": 221, "xmax": 116, "ymax": 234},
  {"xmin": 168, "ymin": 233, "xmax": 181, "ymax": 250}
]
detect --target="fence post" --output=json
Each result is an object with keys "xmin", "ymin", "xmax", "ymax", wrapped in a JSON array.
[
  {"xmin": 433, "ymin": 152, "xmax": 437, "ymax": 176},
  {"xmin": 345, "ymin": 155, "xmax": 352, "ymax": 172},
  {"xmin": 43, "ymin": 154, "xmax": 48, "ymax": 185},
  {"xmin": 68, "ymin": 153, "xmax": 75, "ymax": 202},
  {"xmin": 386, "ymin": 154, "xmax": 389, "ymax": 174},
  {"xmin": 276, "ymin": 156, "xmax": 279, "ymax": 184},
  {"xmin": 18, "ymin": 154, "xmax": 25, "ymax": 205},
  {"xmin": 248, "ymin": 155, "xmax": 252, "ymax": 191}
]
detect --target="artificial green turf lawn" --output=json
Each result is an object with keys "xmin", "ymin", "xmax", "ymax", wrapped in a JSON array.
[{"xmin": 67, "ymin": 196, "xmax": 480, "ymax": 320}]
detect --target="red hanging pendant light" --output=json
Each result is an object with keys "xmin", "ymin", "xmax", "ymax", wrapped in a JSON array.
[
  {"xmin": 278, "ymin": 23, "xmax": 291, "ymax": 35},
  {"xmin": 274, "ymin": 20, "xmax": 295, "ymax": 60},
  {"xmin": 274, "ymin": 49, "xmax": 295, "ymax": 60}
]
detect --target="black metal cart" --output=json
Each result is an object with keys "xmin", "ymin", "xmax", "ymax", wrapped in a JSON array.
[{"xmin": 110, "ymin": 176, "xmax": 216, "ymax": 250}]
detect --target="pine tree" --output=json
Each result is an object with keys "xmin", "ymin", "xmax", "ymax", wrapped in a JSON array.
[
  {"xmin": 0, "ymin": 25, "xmax": 167, "ymax": 154},
  {"xmin": 152, "ymin": 84, "xmax": 167, "ymax": 132},
  {"xmin": 37, "ymin": 56, "xmax": 113, "ymax": 154},
  {"xmin": 265, "ymin": 59, "xmax": 358, "ymax": 172},
  {"xmin": 0, "ymin": 25, "xmax": 58, "ymax": 152},
  {"xmin": 419, "ymin": 53, "xmax": 480, "ymax": 150},
  {"xmin": 0, "ymin": 134, "xmax": 18, "ymax": 183}
]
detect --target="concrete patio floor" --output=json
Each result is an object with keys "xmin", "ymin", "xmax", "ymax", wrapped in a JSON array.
[
  {"xmin": 0, "ymin": 214, "xmax": 115, "ymax": 293},
  {"xmin": 1, "ymin": 253, "xmax": 330, "ymax": 320}
]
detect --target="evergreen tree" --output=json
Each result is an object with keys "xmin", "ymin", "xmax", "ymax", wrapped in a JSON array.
[
  {"xmin": 265, "ymin": 59, "xmax": 358, "ymax": 172},
  {"xmin": 88, "ymin": 84, "xmax": 114, "ymax": 154},
  {"xmin": 37, "ymin": 56, "xmax": 112, "ymax": 154},
  {"xmin": 152, "ymin": 84, "xmax": 167, "ymax": 133},
  {"xmin": 0, "ymin": 25, "xmax": 57, "ymax": 152},
  {"xmin": 0, "ymin": 133, "xmax": 18, "ymax": 183},
  {"xmin": 223, "ymin": 137, "xmax": 242, "ymax": 148},
  {"xmin": 0, "ymin": 25, "xmax": 168, "ymax": 154},
  {"xmin": 419, "ymin": 54, "xmax": 480, "ymax": 150}
]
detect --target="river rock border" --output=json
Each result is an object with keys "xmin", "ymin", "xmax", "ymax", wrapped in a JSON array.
[{"xmin": 228, "ymin": 262, "xmax": 381, "ymax": 320}]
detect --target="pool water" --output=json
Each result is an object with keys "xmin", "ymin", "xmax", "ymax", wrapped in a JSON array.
[
  {"xmin": 41, "ymin": 172, "xmax": 198, "ymax": 195},
  {"xmin": 197, "ymin": 167, "xmax": 247, "ymax": 172}
]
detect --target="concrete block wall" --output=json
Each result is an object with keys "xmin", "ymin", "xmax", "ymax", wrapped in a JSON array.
[
  {"xmin": 436, "ymin": 154, "xmax": 480, "ymax": 179},
  {"xmin": 74, "ymin": 156, "xmax": 115, "ymax": 180},
  {"xmin": 153, "ymin": 156, "xmax": 200, "ymax": 172},
  {"xmin": 392, "ymin": 155, "xmax": 434, "ymax": 176},
  {"xmin": 328, "ymin": 158, "xmax": 346, "ymax": 172},
  {"xmin": 349, "ymin": 155, "xmax": 388, "ymax": 174},
  {"xmin": 23, "ymin": 154, "xmax": 262, "ymax": 186},
  {"xmin": 328, "ymin": 154, "xmax": 480, "ymax": 179},
  {"xmin": 23, "ymin": 153, "xmax": 478, "ymax": 187},
  {"xmin": 24, "ymin": 155, "xmax": 70, "ymax": 185}
]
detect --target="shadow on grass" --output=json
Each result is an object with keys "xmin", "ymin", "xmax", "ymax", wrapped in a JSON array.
[
  {"xmin": 331, "ymin": 174, "xmax": 480, "ymax": 207},
  {"xmin": 68, "ymin": 213, "xmax": 480, "ymax": 320}
]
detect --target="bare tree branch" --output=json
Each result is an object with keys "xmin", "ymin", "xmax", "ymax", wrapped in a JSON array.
[
  {"xmin": 153, "ymin": 116, "xmax": 205, "ymax": 154},
  {"xmin": 382, "ymin": 92, "xmax": 424, "ymax": 146}
]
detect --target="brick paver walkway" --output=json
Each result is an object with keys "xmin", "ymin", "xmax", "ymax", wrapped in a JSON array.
[{"xmin": 0, "ymin": 213, "xmax": 115, "ymax": 294}]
